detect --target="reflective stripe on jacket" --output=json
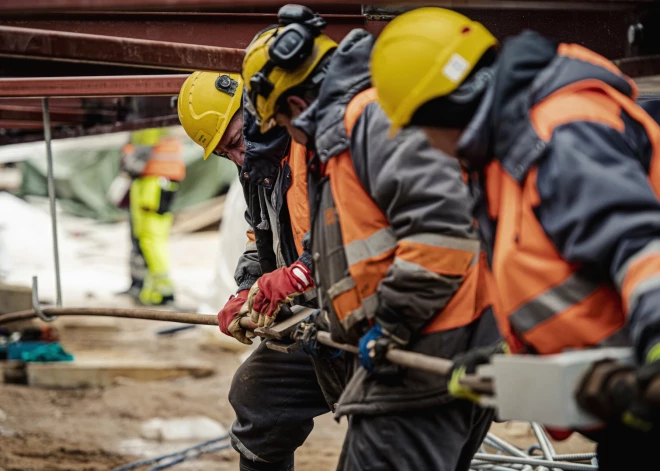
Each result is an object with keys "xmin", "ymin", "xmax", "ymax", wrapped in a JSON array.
[
  {"xmin": 460, "ymin": 32, "xmax": 660, "ymax": 360},
  {"xmin": 321, "ymin": 88, "xmax": 486, "ymax": 343}
]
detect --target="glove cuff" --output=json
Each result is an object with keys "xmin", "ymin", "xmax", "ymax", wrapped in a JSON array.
[{"xmin": 287, "ymin": 261, "xmax": 314, "ymax": 291}]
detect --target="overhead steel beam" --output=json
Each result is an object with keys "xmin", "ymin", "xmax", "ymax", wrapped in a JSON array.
[
  {"xmin": 0, "ymin": 114, "xmax": 180, "ymax": 145},
  {"xmin": 0, "ymin": 75, "xmax": 187, "ymax": 98},
  {"xmin": 0, "ymin": 0, "xmax": 656, "ymax": 12},
  {"xmin": 0, "ymin": 12, "xmax": 372, "ymax": 50},
  {"xmin": 0, "ymin": 26, "xmax": 244, "ymax": 71},
  {"xmin": 0, "ymin": 120, "xmax": 53, "ymax": 129},
  {"xmin": 0, "ymin": 104, "xmax": 85, "ymax": 123},
  {"xmin": 0, "ymin": 5, "xmax": 657, "ymax": 67}
]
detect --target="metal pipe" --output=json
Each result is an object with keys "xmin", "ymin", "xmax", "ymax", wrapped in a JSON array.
[
  {"xmin": 42, "ymin": 97, "xmax": 62, "ymax": 308},
  {"xmin": 0, "ymin": 307, "xmax": 218, "ymax": 325},
  {"xmin": 484, "ymin": 433, "xmax": 528, "ymax": 457},
  {"xmin": 531, "ymin": 422, "xmax": 558, "ymax": 471},
  {"xmin": 472, "ymin": 454, "xmax": 597, "ymax": 471},
  {"xmin": 553, "ymin": 454, "xmax": 597, "ymax": 462},
  {"xmin": 314, "ymin": 331, "xmax": 490, "ymax": 392}
]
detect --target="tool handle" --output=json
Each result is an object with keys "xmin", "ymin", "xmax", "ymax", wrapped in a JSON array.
[{"xmin": 315, "ymin": 331, "xmax": 455, "ymax": 375}]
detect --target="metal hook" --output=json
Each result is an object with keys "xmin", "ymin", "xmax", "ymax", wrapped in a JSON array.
[{"xmin": 32, "ymin": 276, "xmax": 57, "ymax": 322}]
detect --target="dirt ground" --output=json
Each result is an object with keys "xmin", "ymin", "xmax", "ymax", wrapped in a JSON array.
[
  {"xmin": 0, "ymin": 211, "xmax": 595, "ymax": 470},
  {"xmin": 0, "ymin": 314, "xmax": 596, "ymax": 471},
  {"xmin": 0, "ymin": 316, "xmax": 348, "ymax": 471}
]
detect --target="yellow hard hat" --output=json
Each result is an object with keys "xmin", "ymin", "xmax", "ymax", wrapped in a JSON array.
[
  {"xmin": 178, "ymin": 71, "xmax": 243, "ymax": 160},
  {"xmin": 242, "ymin": 25, "xmax": 337, "ymax": 133},
  {"xmin": 371, "ymin": 8, "xmax": 498, "ymax": 132}
]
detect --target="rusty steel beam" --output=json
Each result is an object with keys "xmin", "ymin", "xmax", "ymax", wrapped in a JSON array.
[
  {"xmin": 0, "ymin": 26, "xmax": 244, "ymax": 72},
  {"xmin": 0, "ymin": 104, "xmax": 85, "ymax": 124},
  {"xmin": 0, "ymin": 6, "xmax": 657, "ymax": 66},
  {"xmin": 0, "ymin": 120, "xmax": 49, "ymax": 129},
  {"xmin": 0, "ymin": 13, "xmax": 371, "ymax": 50},
  {"xmin": 0, "ymin": 0, "xmax": 656, "ymax": 12},
  {"xmin": 0, "ymin": 75, "xmax": 187, "ymax": 98},
  {"xmin": 0, "ymin": 114, "xmax": 180, "ymax": 145}
]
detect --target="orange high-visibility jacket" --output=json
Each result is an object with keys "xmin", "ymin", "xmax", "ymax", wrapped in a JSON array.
[
  {"xmin": 294, "ymin": 29, "xmax": 499, "ymax": 415},
  {"xmin": 459, "ymin": 31, "xmax": 660, "ymax": 361}
]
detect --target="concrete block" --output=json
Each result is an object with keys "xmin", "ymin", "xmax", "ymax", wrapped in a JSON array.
[{"xmin": 26, "ymin": 360, "xmax": 214, "ymax": 388}]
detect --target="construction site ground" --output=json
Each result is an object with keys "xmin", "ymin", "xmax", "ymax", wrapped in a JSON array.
[{"xmin": 0, "ymin": 200, "xmax": 595, "ymax": 471}]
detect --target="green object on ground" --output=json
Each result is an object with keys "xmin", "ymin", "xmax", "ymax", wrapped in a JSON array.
[{"xmin": 21, "ymin": 343, "xmax": 74, "ymax": 362}]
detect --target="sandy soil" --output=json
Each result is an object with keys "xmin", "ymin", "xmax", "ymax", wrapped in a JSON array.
[
  {"xmin": 0, "ymin": 316, "xmax": 348, "ymax": 471},
  {"xmin": 0, "ymin": 313, "xmax": 595, "ymax": 471}
]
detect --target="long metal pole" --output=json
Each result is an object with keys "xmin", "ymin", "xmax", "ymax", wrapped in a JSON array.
[{"xmin": 42, "ymin": 97, "xmax": 62, "ymax": 307}]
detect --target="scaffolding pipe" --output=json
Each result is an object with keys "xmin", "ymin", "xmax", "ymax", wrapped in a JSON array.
[{"xmin": 42, "ymin": 97, "xmax": 63, "ymax": 308}]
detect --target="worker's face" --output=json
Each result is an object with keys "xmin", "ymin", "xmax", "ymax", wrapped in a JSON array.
[
  {"xmin": 274, "ymin": 95, "xmax": 309, "ymax": 146},
  {"xmin": 422, "ymin": 127, "xmax": 463, "ymax": 157},
  {"xmin": 213, "ymin": 112, "xmax": 245, "ymax": 167}
]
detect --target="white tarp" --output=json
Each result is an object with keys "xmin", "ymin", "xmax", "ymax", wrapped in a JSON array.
[{"xmin": 197, "ymin": 178, "xmax": 249, "ymax": 314}]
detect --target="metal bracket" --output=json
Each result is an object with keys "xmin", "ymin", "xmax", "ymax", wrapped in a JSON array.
[{"xmin": 31, "ymin": 276, "xmax": 57, "ymax": 322}]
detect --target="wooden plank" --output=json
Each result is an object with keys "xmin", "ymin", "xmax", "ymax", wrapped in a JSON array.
[
  {"xmin": 27, "ymin": 359, "xmax": 215, "ymax": 388},
  {"xmin": 171, "ymin": 195, "xmax": 225, "ymax": 235}
]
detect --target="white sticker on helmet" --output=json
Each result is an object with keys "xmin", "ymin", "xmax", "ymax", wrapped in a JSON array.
[{"xmin": 442, "ymin": 53, "xmax": 470, "ymax": 83}]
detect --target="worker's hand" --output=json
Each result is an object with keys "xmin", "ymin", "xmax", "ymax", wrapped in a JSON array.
[
  {"xmin": 294, "ymin": 310, "xmax": 342, "ymax": 359},
  {"xmin": 577, "ymin": 354, "xmax": 660, "ymax": 432},
  {"xmin": 449, "ymin": 342, "xmax": 507, "ymax": 404},
  {"xmin": 248, "ymin": 261, "xmax": 314, "ymax": 328},
  {"xmin": 218, "ymin": 290, "xmax": 255, "ymax": 345},
  {"xmin": 358, "ymin": 324, "xmax": 401, "ymax": 376}
]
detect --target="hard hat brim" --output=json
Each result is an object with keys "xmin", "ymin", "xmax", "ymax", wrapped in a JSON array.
[{"xmin": 203, "ymin": 131, "xmax": 223, "ymax": 160}]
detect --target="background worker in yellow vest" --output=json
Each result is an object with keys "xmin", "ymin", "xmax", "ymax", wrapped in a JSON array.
[{"xmin": 120, "ymin": 129, "xmax": 186, "ymax": 306}]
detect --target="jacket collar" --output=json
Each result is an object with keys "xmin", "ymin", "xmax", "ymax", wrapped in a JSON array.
[{"xmin": 240, "ymin": 97, "xmax": 290, "ymax": 189}]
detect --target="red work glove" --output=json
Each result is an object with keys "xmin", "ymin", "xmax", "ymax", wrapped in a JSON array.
[
  {"xmin": 248, "ymin": 261, "xmax": 314, "ymax": 328},
  {"xmin": 218, "ymin": 290, "xmax": 255, "ymax": 345}
]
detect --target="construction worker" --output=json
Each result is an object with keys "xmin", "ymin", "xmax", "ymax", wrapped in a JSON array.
[
  {"xmin": 120, "ymin": 129, "xmax": 185, "ymax": 306},
  {"xmin": 242, "ymin": 5, "xmax": 499, "ymax": 469},
  {"xmin": 177, "ymin": 70, "xmax": 347, "ymax": 471},
  {"xmin": 370, "ymin": 7, "xmax": 660, "ymax": 469}
]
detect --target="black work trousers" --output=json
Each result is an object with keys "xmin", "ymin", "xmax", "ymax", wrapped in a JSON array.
[
  {"xmin": 336, "ymin": 400, "xmax": 494, "ymax": 471},
  {"xmin": 228, "ymin": 339, "xmax": 347, "ymax": 470},
  {"xmin": 589, "ymin": 426, "xmax": 660, "ymax": 470}
]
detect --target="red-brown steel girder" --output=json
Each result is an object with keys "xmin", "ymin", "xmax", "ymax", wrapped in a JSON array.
[
  {"xmin": 0, "ymin": 0, "xmax": 656, "ymax": 12},
  {"xmin": 0, "ymin": 75, "xmax": 187, "ymax": 98},
  {"xmin": 0, "ymin": 13, "xmax": 376, "ymax": 50},
  {"xmin": 0, "ymin": 25, "xmax": 245, "ymax": 71}
]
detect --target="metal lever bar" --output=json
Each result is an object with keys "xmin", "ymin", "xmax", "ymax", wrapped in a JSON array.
[{"xmin": 315, "ymin": 331, "xmax": 492, "ymax": 394}]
